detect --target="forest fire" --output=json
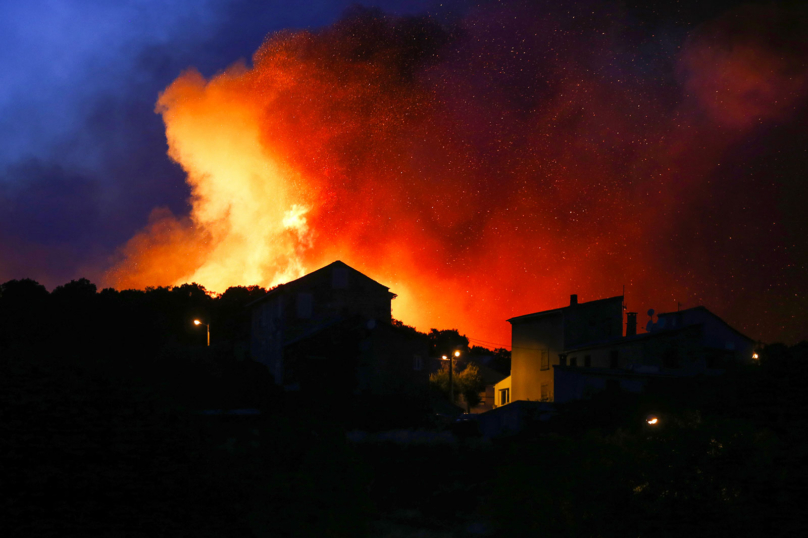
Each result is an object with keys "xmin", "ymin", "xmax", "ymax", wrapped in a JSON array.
[{"xmin": 104, "ymin": 2, "xmax": 808, "ymax": 346}]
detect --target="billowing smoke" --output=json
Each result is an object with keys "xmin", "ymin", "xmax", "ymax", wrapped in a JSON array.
[{"xmin": 105, "ymin": 1, "xmax": 808, "ymax": 345}]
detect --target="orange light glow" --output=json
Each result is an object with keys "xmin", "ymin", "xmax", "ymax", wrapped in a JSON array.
[
  {"xmin": 647, "ymin": 417, "xmax": 659, "ymax": 425},
  {"xmin": 103, "ymin": 9, "xmax": 804, "ymax": 346},
  {"xmin": 193, "ymin": 320, "xmax": 202, "ymax": 326}
]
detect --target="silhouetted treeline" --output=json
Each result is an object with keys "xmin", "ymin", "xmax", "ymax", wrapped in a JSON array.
[{"xmin": 0, "ymin": 278, "xmax": 276, "ymax": 411}]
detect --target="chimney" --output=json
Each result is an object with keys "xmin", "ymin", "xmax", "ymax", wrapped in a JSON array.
[
  {"xmin": 570, "ymin": 294, "xmax": 578, "ymax": 306},
  {"xmin": 626, "ymin": 312, "xmax": 637, "ymax": 337}
]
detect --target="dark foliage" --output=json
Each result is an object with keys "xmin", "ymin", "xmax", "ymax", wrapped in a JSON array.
[{"xmin": 428, "ymin": 328, "xmax": 469, "ymax": 358}]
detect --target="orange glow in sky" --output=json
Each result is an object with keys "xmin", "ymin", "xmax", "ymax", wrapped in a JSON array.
[{"xmin": 104, "ymin": 7, "xmax": 808, "ymax": 347}]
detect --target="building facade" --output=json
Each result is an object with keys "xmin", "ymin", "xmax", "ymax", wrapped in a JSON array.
[
  {"xmin": 506, "ymin": 295, "xmax": 756, "ymax": 404},
  {"xmin": 508, "ymin": 295, "xmax": 624, "ymax": 402},
  {"xmin": 250, "ymin": 260, "xmax": 395, "ymax": 385},
  {"xmin": 249, "ymin": 261, "xmax": 428, "ymax": 398}
]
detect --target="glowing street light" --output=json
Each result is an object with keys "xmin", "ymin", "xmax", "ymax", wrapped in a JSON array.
[
  {"xmin": 193, "ymin": 319, "xmax": 210, "ymax": 347},
  {"xmin": 646, "ymin": 415, "xmax": 659, "ymax": 425},
  {"xmin": 440, "ymin": 350, "xmax": 462, "ymax": 404}
]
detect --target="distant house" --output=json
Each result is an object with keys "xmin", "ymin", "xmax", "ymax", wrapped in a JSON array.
[
  {"xmin": 249, "ymin": 261, "xmax": 428, "ymax": 397},
  {"xmin": 504, "ymin": 295, "xmax": 756, "ymax": 404},
  {"xmin": 493, "ymin": 375, "xmax": 511, "ymax": 409}
]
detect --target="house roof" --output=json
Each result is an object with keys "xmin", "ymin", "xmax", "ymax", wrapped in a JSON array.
[
  {"xmin": 247, "ymin": 260, "xmax": 393, "ymax": 308},
  {"xmin": 507, "ymin": 295, "xmax": 624, "ymax": 324},
  {"xmin": 562, "ymin": 304, "xmax": 755, "ymax": 354},
  {"xmin": 656, "ymin": 306, "xmax": 755, "ymax": 343},
  {"xmin": 563, "ymin": 324, "xmax": 701, "ymax": 354}
]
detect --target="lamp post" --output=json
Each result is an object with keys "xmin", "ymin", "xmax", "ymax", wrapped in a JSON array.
[
  {"xmin": 441, "ymin": 350, "xmax": 461, "ymax": 404},
  {"xmin": 193, "ymin": 319, "xmax": 209, "ymax": 347}
]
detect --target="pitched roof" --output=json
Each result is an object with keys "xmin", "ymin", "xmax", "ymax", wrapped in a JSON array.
[
  {"xmin": 507, "ymin": 295, "xmax": 623, "ymax": 323},
  {"xmin": 657, "ymin": 306, "xmax": 754, "ymax": 343},
  {"xmin": 247, "ymin": 260, "xmax": 392, "ymax": 307}
]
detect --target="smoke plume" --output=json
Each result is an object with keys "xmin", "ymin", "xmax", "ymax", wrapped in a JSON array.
[{"xmin": 105, "ymin": 1, "xmax": 808, "ymax": 345}]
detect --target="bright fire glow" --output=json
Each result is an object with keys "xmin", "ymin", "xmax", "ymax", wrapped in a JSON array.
[{"xmin": 103, "ymin": 6, "xmax": 808, "ymax": 346}]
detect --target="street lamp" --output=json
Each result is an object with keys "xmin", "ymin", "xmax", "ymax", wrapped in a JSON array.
[
  {"xmin": 441, "ymin": 350, "xmax": 462, "ymax": 404},
  {"xmin": 193, "ymin": 319, "xmax": 209, "ymax": 347}
]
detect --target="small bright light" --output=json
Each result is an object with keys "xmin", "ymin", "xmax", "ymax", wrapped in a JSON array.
[
  {"xmin": 647, "ymin": 417, "xmax": 659, "ymax": 425},
  {"xmin": 752, "ymin": 353, "xmax": 759, "ymax": 360},
  {"xmin": 442, "ymin": 355, "xmax": 448, "ymax": 360},
  {"xmin": 194, "ymin": 320, "xmax": 201, "ymax": 325},
  {"xmin": 454, "ymin": 350, "xmax": 460, "ymax": 357}
]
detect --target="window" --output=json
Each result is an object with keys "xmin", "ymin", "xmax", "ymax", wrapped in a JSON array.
[
  {"xmin": 296, "ymin": 293, "xmax": 312, "ymax": 319},
  {"xmin": 663, "ymin": 344, "xmax": 680, "ymax": 368},
  {"xmin": 413, "ymin": 354, "xmax": 423, "ymax": 371},
  {"xmin": 540, "ymin": 384, "xmax": 550, "ymax": 401},
  {"xmin": 610, "ymin": 350, "xmax": 619, "ymax": 369},
  {"xmin": 584, "ymin": 355, "xmax": 591, "ymax": 367},
  {"xmin": 499, "ymin": 388, "xmax": 510, "ymax": 406},
  {"xmin": 559, "ymin": 354, "xmax": 567, "ymax": 367},
  {"xmin": 540, "ymin": 350, "xmax": 549, "ymax": 370},
  {"xmin": 570, "ymin": 356, "xmax": 578, "ymax": 367}
]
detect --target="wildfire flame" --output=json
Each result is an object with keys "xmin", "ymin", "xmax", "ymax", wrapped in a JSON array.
[{"xmin": 104, "ymin": 3, "xmax": 808, "ymax": 346}]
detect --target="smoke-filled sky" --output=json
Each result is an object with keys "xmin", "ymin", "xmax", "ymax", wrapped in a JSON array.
[{"xmin": 2, "ymin": 0, "xmax": 807, "ymax": 346}]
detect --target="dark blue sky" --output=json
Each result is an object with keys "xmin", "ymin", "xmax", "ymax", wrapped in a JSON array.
[{"xmin": 0, "ymin": 0, "xmax": 440, "ymax": 285}]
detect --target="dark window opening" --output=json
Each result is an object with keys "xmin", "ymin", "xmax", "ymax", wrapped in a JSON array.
[
  {"xmin": 570, "ymin": 356, "xmax": 578, "ymax": 367},
  {"xmin": 610, "ymin": 350, "xmax": 619, "ymax": 369},
  {"xmin": 584, "ymin": 355, "xmax": 591, "ymax": 367},
  {"xmin": 663, "ymin": 347, "xmax": 680, "ymax": 368}
]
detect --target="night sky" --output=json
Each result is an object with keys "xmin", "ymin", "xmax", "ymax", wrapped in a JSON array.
[{"xmin": 1, "ymin": 0, "xmax": 806, "ymax": 346}]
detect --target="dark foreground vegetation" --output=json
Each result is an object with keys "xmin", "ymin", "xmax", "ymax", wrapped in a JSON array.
[{"xmin": 2, "ymin": 278, "xmax": 808, "ymax": 536}]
